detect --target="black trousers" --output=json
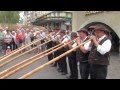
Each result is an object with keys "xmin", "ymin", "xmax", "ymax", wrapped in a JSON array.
[
  {"xmin": 31, "ymin": 37, "xmax": 34, "ymax": 48},
  {"xmin": 79, "ymin": 62, "xmax": 90, "ymax": 79},
  {"xmin": 48, "ymin": 51, "xmax": 53, "ymax": 61},
  {"xmin": 90, "ymin": 64, "xmax": 108, "ymax": 79},
  {"xmin": 58, "ymin": 48, "xmax": 67, "ymax": 73},
  {"xmin": 12, "ymin": 41, "xmax": 17, "ymax": 50},
  {"xmin": 5, "ymin": 42, "xmax": 12, "ymax": 50},
  {"xmin": 47, "ymin": 41, "xmax": 53, "ymax": 61},
  {"xmin": 53, "ymin": 42, "xmax": 59, "ymax": 66},
  {"xmin": 68, "ymin": 56, "xmax": 78, "ymax": 79},
  {"xmin": 58, "ymin": 56, "xmax": 67, "ymax": 73},
  {"xmin": 0, "ymin": 40, "xmax": 4, "ymax": 50}
]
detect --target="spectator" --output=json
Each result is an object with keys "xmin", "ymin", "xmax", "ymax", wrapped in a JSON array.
[
  {"xmin": 6, "ymin": 46, "xmax": 11, "ymax": 55},
  {"xmin": 4, "ymin": 29, "xmax": 12, "ymax": 54},
  {"xmin": 24, "ymin": 28, "xmax": 32, "ymax": 51},
  {"xmin": 11, "ymin": 31, "xmax": 17, "ymax": 50},
  {"xmin": 0, "ymin": 26, "xmax": 5, "ymax": 53}
]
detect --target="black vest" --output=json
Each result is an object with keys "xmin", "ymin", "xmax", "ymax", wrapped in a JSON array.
[
  {"xmin": 59, "ymin": 35, "xmax": 68, "ymax": 54},
  {"xmin": 67, "ymin": 41, "xmax": 76, "ymax": 58},
  {"xmin": 88, "ymin": 37, "xmax": 110, "ymax": 65},
  {"xmin": 76, "ymin": 37, "xmax": 90, "ymax": 63}
]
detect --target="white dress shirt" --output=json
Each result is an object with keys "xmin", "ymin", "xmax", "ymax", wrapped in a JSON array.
[
  {"xmin": 61, "ymin": 35, "xmax": 69, "ymax": 43},
  {"xmin": 97, "ymin": 35, "xmax": 111, "ymax": 55},
  {"xmin": 67, "ymin": 33, "xmax": 71, "ymax": 40},
  {"xmin": 81, "ymin": 37, "xmax": 91, "ymax": 51},
  {"xmin": 52, "ymin": 31, "xmax": 60, "ymax": 42},
  {"xmin": 72, "ymin": 41, "xmax": 77, "ymax": 48}
]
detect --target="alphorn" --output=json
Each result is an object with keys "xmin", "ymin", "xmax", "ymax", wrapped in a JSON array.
[
  {"xmin": 0, "ymin": 39, "xmax": 52, "ymax": 68},
  {"xmin": 0, "ymin": 33, "xmax": 60, "ymax": 68},
  {"xmin": 0, "ymin": 39, "xmax": 74, "ymax": 79},
  {"xmin": 0, "ymin": 37, "xmax": 41, "ymax": 59},
  {"xmin": 0, "ymin": 31, "xmax": 51, "ymax": 60},
  {"xmin": 19, "ymin": 39, "xmax": 90, "ymax": 79},
  {"xmin": 0, "ymin": 33, "xmax": 51, "ymax": 62},
  {"xmin": 0, "ymin": 36, "xmax": 47, "ymax": 60},
  {"xmin": 0, "ymin": 42, "xmax": 63, "ymax": 77}
]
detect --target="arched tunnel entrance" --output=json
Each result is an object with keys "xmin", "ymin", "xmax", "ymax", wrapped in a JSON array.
[{"xmin": 83, "ymin": 22, "xmax": 120, "ymax": 55}]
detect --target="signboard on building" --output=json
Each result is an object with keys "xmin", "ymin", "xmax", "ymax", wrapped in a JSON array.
[{"xmin": 85, "ymin": 11, "xmax": 104, "ymax": 16}]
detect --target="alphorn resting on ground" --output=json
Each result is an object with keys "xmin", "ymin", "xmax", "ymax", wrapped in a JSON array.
[
  {"xmin": 0, "ymin": 39, "xmax": 54, "ymax": 68},
  {"xmin": 0, "ymin": 39, "xmax": 75, "ymax": 79},
  {"xmin": 0, "ymin": 39, "xmax": 90, "ymax": 79},
  {"xmin": 0, "ymin": 32, "xmax": 60, "ymax": 68},
  {"xmin": 0, "ymin": 33, "xmax": 52, "ymax": 62},
  {"xmin": 0, "ymin": 41, "xmax": 62, "ymax": 76},
  {"xmin": 19, "ymin": 39, "xmax": 90, "ymax": 79}
]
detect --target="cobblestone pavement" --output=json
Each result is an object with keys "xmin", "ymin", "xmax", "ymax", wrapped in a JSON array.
[
  {"xmin": 107, "ymin": 53, "xmax": 120, "ymax": 79},
  {"xmin": 0, "ymin": 51, "xmax": 120, "ymax": 79}
]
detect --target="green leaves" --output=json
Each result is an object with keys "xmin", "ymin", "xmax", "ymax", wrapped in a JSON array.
[{"xmin": 0, "ymin": 11, "xmax": 20, "ymax": 24}]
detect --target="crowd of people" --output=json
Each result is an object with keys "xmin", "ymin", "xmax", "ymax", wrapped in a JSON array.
[{"xmin": 0, "ymin": 25, "xmax": 46, "ymax": 55}]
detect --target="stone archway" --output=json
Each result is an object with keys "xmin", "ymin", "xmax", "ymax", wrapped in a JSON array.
[{"xmin": 83, "ymin": 22, "xmax": 119, "ymax": 54}]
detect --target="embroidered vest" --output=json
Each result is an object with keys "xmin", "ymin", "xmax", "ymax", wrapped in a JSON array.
[{"xmin": 88, "ymin": 37, "xmax": 110, "ymax": 65}]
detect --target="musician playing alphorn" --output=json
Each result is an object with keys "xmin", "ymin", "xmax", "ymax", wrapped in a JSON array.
[
  {"xmin": 76, "ymin": 28, "xmax": 91, "ymax": 79},
  {"xmin": 57, "ymin": 30, "xmax": 70, "ymax": 75},
  {"xmin": 46, "ymin": 30, "xmax": 54, "ymax": 61},
  {"xmin": 88, "ymin": 24, "xmax": 112, "ymax": 79},
  {"xmin": 52, "ymin": 28, "xmax": 60, "ymax": 67},
  {"xmin": 67, "ymin": 32, "xmax": 78, "ymax": 79}
]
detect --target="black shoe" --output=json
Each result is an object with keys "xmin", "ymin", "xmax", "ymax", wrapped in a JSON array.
[
  {"xmin": 58, "ymin": 70, "xmax": 63, "ymax": 73},
  {"xmin": 57, "ymin": 68, "xmax": 60, "ymax": 71},
  {"xmin": 61, "ymin": 72, "xmax": 68, "ymax": 75},
  {"xmin": 57, "ymin": 68, "xmax": 63, "ymax": 72},
  {"xmin": 52, "ymin": 64, "xmax": 57, "ymax": 67},
  {"xmin": 66, "ymin": 76, "xmax": 73, "ymax": 79}
]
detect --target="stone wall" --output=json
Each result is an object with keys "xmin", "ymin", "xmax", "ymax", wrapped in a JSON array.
[{"xmin": 72, "ymin": 11, "xmax": 120, "ymax": 38}]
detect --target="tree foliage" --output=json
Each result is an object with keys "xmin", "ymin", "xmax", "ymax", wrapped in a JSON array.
[{"xmin": 0, "ymin": 11, "xmax": 20, "ymax": 24}]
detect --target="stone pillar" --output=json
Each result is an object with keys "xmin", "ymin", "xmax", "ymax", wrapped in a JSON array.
[{"xmin": 51, "ymin": 22, "xmax": 54, "ymax": 29}]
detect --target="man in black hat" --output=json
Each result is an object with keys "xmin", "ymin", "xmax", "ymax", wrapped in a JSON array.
[
  {"xmin": 76, "ymin": 28, "xmax": 91, "ymax": 79},
  {"xmin": 88, "ymin": 24, "xmax": 112, "ymax": 79},
  {"xmin": 88, "ymin": 25, "xmax": 96, "ymax": 36},
  {"xmin": 57, "ymin": 30, "xmax": 69, "ymax": 75},
  {"xmin": 52, "ymin": 28, "xmax": 60, "ymax": 67},
  {"xmin": 46, "ymin": 30, "xmax": 54, "ymax": 61},
  {"xmin": 67, "ymin": 32, "xmax": 78, "ymax": 79}
]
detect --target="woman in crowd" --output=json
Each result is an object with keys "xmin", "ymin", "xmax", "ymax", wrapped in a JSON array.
[{"xmin": 4, "ymin": 29, "xmax": 12, "ymax": 54}]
